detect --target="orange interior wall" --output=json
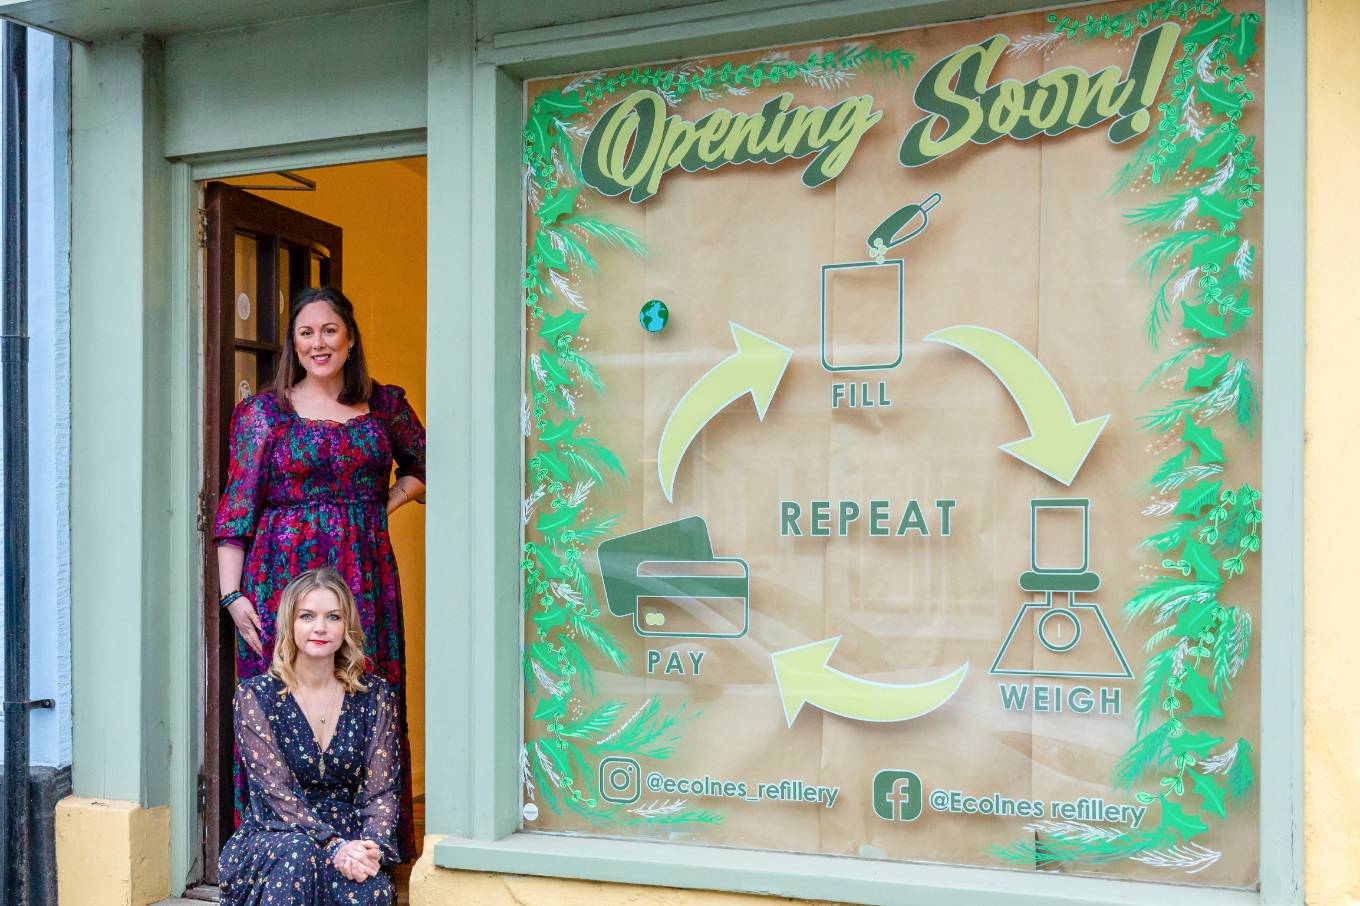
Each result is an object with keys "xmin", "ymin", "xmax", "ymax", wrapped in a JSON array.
[{"xmin": 238, "ymin": 158, "xmax": 428, "ymax": 795}]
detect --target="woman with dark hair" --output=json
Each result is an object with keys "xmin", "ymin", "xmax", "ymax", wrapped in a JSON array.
[{"xmin": 213, "ymin": 287, "xmax": 423, "ymax": 861}]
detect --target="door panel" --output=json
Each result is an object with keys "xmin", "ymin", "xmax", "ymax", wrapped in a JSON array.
[{"xmin": 200, "ymin": 183, "xmax": 342, "ymax": 884}]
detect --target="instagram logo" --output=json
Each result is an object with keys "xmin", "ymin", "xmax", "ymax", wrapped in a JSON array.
[{"xmin": 599, "ymin": 756, "xmax": 641, "ymax": 804}]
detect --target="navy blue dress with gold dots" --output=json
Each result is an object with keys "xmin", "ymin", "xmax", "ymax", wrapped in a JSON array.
[{"xmin": 219, "ymin": 673, "xmax": 400, "ymax": 905}]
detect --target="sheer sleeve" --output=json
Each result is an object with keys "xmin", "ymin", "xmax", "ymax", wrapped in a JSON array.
[
  {"xmin": 212, "ymin": 396, "xmax": 276, "ymax": 547},
  {"xmin": 378, "ymin": 384, "xmax": 426, "ymax": 485},
  {"xmin": 234, "ymin": 682, "xmax": 343, "ymax": 856},
  {"xmin": 357, "ymin": 684, "xmax": 402, "ymax": 863}
]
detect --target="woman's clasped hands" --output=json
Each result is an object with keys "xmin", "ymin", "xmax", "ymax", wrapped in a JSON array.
[{"xmin": 333, "ymin": 839, "xmax": 382, "ymax": 882}]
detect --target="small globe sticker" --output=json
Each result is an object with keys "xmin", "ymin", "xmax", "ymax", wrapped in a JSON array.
[
  {"xmin": 639, "ymin": 299, "xmax": 669, "ymax": 333},
  {"xmin": 522, "ymin": 802, "xmax": 539, "ymax": 822}
]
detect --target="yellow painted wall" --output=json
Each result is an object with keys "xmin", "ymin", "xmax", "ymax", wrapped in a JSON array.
[
  {"xmin": 55, "ymin": 798, "xmax": 170, "ymax": 906},
  {"xmin": 236, "ymin": 159, "xmax": 429, "ymax": 796},
  {"xmin": 1305, "ymin": 2, "xmax": 1360, "ymax": 904}
]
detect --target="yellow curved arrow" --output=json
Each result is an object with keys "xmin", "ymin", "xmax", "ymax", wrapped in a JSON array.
[
  {"xmin": 658, "ymin": 322, "xmax": 792, "ymax": 502},
  {"xmin": 924, "ymin": 325, "xmax": 1109, "ymax": 486},
  {"xmin": 772, "ymin": 636, "xmax": 968, "ymax": 727}
]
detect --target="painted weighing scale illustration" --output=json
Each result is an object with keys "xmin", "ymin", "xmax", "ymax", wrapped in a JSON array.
[
  {"xmin": 598, "ymin": 516, "xmax": 750, "ymax": 639},
  {"xmin": 820, "ymin": 193, "xmax": 940, "ymax": 373},
  {"xmin": 990, "ymin": 499, "xmax": 1132, "ymax": 679}
]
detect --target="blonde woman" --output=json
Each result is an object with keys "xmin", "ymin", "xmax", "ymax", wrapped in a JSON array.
[{"xmin": 218, "ymin": 567, "xmax": 399, "ymax": 906}]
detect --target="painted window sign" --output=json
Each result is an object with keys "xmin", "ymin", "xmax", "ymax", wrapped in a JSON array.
[{"xmin": 522, "ymin": 0, "xmax": 1263, "ymax": 887}]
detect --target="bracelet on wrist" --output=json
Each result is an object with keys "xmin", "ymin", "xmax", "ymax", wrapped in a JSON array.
[{"xmin": 220, "ymin": 590, "xmax": 245, "ymax": 609}]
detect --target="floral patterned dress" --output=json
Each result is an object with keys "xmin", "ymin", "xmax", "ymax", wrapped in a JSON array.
[
  {"xmin": 213, "ymin": 383, "xmax": 424, "ymax": 860},
  {"xmin": 219, "ymin": 673, "xmax": 399, "ymax": 905}
]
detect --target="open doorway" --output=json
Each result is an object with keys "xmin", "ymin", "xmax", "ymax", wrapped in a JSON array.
[{"xmin": 196, "ymin": 158, "xmax": 428, "ymax": 899}]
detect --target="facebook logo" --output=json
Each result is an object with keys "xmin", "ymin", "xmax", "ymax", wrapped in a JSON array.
[{"xmin": 871, "ymin": 769, "xmax": 922, "ymax": 822}]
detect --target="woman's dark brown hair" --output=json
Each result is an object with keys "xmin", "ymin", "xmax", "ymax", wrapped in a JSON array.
[{"xmin": 273, "ymin": 287, "xmax": 373, "ymax": 409}]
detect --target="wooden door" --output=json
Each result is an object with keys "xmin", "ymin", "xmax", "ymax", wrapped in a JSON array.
[{"xmin": 198, "ymin": 183, "xmax": 343, "ymax": 888}]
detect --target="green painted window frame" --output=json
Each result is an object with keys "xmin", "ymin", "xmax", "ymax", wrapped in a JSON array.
[{"xmin": 427, "ymin": 0, "xmax": 1306, "ymax": 902}]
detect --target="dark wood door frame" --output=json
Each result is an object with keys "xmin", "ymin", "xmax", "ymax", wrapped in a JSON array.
[{"xmin": 200, "ymin": 182, "xmax": 343, "ymax": 885}]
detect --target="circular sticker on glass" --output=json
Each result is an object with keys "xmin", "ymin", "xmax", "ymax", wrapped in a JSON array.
[
  {"xmin": 639, "ymin": 299, "xmax": 669, "ymax": 333},
  {"xmin": 237, "ymin": 380, "xmax": 253, "ymax": 402},
  {"xmin": 236, "ymin": 292, "xmax": 252, "ymax": 321},
  {"xmin": 522, "ymin": 802, "xmax": 539, "ymax": 822}
]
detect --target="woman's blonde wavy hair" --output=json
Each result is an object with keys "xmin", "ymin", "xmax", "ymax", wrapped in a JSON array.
[{"xmin": 269, "ymin": 567, "xmax": 369, "ymax": 693}]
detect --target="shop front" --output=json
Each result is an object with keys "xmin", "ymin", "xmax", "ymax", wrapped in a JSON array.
[{"xmin": 3, "ymin": 0, "xmax": 1350, "ymax": 902}]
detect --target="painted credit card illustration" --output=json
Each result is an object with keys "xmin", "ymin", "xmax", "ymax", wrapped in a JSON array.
[{"xmin": 597, "ymin": 516, "xmax": 750, "ymax": 639}]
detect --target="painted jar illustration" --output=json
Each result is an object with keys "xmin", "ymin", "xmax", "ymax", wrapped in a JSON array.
[{"xmin": 820, "ymin": 193, "xmax": 940, "ymax": 373}]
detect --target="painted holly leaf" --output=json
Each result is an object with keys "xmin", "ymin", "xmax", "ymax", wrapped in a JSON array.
[
  {"xmin": 1175, "ymin": 598, "xmax": 1218, "ymax": 639},
  {"xmin": 1190, "ymin": 770, "xmax": 1228, "ymax": 819},
  {"xmin": 1175, "ymin": 479, "xmax": 1223, "ymax": 517},
  {"xmin": 1180, "ymin": 537, "xmax": 1223, "ymax": 583},
  {"xmin": 1195, "ymin": 192, "xmax": 1242, "ymax": 230},
  {"xmin": 540, "ymin": 309, "xmax": 585, "ymax": 342},
  {"xmin": 540, "ymin": 417, "xmax": 582, "ymax": 445},
  {"xmin": 537, "ymin": 188, "xmax": 580, "ymax": 226},
  {"xmin": 532, "ymin": 695, "xmax": 568, "ymax": 722},
  {"xmin": 1168, "ymin": 730, "xmax": 1223, "ymax": 757},
  {"xmin": 1181, "ymin": 668, "xmax": 1224, "ymax": 719},
  {"xmin": 532, "ymin": 450, "xmax": 571, "ymax": 482},
  {"xmin": 532, "ymin": 605, "xmax": 569, "ymax": 631},
  {"xmin": 1190, "ymin": 235, "xmax": 1240, "ymax": 270},
  {"xmin": 537, "ymin": 350, "xmax": 572, "ymax": 384},
  {"xmin": 1181, "ymin": 416, "xmax": 1225, "ymax": 465},
  {"xmin": 1198, "ymin": 78, "xmax": 1243, "ymax": 116},
  {"xmin": 1230, "ymin": 15, "xmax": 1260, "ymax": 65},
  {"xmin": 534, "ymin": 232, "xmax": 569, "ymax": 272},
  {"xmin": 536, "ymin": 501, "xmax": 582, "ymax": 533},
  {"xmin": 1181, "ymin": 300, "xmax": 1230, "ymax": 340},
  {"xmin": 1184, "ymin": 352, "xmax": 1231, "ymax": 390},
  {"xmin": 1160, "ymin": 799, "xmax": 1210, "ymax": 842},
  {"xmin": 1192, "ymin": 127, "xmax": 1236, "ymax": 170},
  {"xmin": 533, "ymin": 89, "xmax": 588, "ymax": 119},
  {"xmin": 1184, "ymin": 10, "xmax": 1234, "ymax": 45}
]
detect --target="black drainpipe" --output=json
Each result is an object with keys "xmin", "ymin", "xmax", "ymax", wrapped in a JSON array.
[{"xmin": 2, "ymin": 22, "xmax": 52, "ymax": 906}]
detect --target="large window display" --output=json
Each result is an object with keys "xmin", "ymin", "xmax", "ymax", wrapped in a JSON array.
[{"xmin": 520, "ymin": 0, "xmax": 1263, "ymax": 888}]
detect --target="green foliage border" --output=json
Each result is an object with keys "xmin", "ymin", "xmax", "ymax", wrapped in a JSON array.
[
  {"xmin": 518, "ymin": 46, "xmax": 912, "ymax": 830},
  {"xmin": 995, "ymin": 0, "xmax": 1264, "ymax": 874}
]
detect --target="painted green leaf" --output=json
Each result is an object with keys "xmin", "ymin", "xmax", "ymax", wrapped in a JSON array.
[
  {"xmin": 534, "ymin": 232, "xmax": 568, "ymax": 271},
  {"xmin": 1181, "ymin": 668, "xmax": 1224, "ymax": 719},
  {"xmin": 1180, "ymin": 538, "xmax": 1223, "ymax": 584},
  {"xmin": 1184, "ymin": 352, "xmax": 1231, "ymax": 390},
  {"xmin": 1195, "ymin": 192, "xmax": 1242, "ymax": 230},
  {"xmin": 1198, "ymin": 78, "xmax": 1243, "ymax": 116},
  {"xmin": 537, "ymin": 350, "xmax": 572, "ymax": 385},
  {"xmin": 1184, "ymin": 10, "xmax": 1233, "ymax": 44},
  {"xmin": 1192, "ymin": 128, "xmax": 1236, "ymax": 170},
  {"xmin": 1175, "ymin": 480, "xmax": 1223, "ymax": 517},
  {"xmin": 1181, "ymin": 415, "xmax": 1225, "ymax": 464},
  {"xmin": 1160, "ymin": 799, "xmax": 1210, "ymax": 842},
  {"xmin": 536, "ymin": 502, "xmax": 582, "ymax": 533},
  {"xmin": 532, "ymin": 606, "xmax": 569, "ymax": 631},
  {"xmin": 1175, "ymin": 598, "xmax": 1218, "ymax": 639},
  {"xmin": 1190, "ymin": 234, "xmax": 1240, "ymax": 270},
  {"xmin": 532, "ymin": 451, "xmax": 570, "ymax": 482},
  {"xmin": 537, "ymin": 188, "xmax": 580, "ymax": 226},
  {"xmin": 1230, "ymin": 15, "xmax": 1260, "ymax": 65},
  {"xmin": 532, "ymin": 696, "xmax": 569, "ymax": 721},
  {"xmin": 533, "ymin": 89, "xmax": 588, "ymax": 118},
  {"xmin": 524, "ymin": 116, "xmax": 553, "ymax": 162},
  {"xmin": 527, "ymin": 642, "xmax": 561, "ymax": 675},
  {"xmin": 1190, "ymin": 770, "xmax": 1228, "ymax": 818},
  {"xmin": 539, "ymin": 309, "xmax": 584, "ymax": 343},
  {"xmin": 1181, "ymin": 300, "xmax": 1230, "ymax": 340},
  {"xmin": 1168, "ymin": 730, "xmax": 1223, "ymax": 757},
  {"xmin": 540, "ymin": 417, "xmax": 582, "ymax": 445}
]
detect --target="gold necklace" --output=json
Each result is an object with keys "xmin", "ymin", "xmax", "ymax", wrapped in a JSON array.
[{"xmin": 300, "ymin": 681, "xmax": 343, "ymax": 777}]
